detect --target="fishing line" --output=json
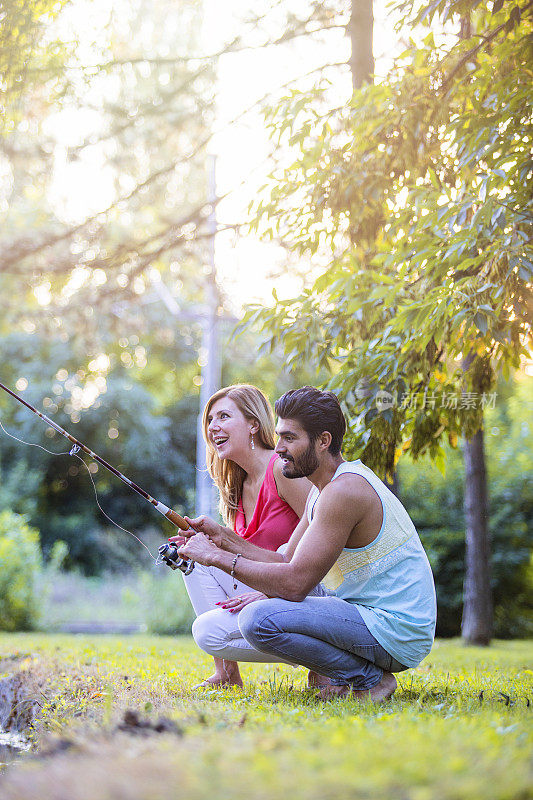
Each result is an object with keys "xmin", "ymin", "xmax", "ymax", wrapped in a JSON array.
[
  {"xmin": 5, "ymin": 277, "xmax": 193, "ymax": 570},
  {"xmin": 0, "ymin": 418, "xmax": 158, "ymax": 563}
]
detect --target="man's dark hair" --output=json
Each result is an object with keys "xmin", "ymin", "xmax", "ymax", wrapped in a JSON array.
[{"xmin": 275, "ymin": 387, "xmax": 346, "ymax": 455}]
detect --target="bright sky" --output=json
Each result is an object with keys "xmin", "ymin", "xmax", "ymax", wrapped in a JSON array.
[
  {"xmin": 46, "ymin": 0, "xmax": 399, "ymax": 312},
  {"xmin": 205, "ymin": 0, "xmax": 400, "ymax": 310}
]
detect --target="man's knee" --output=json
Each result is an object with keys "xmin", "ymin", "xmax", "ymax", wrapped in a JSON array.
[{"xmin": 238, "ymin": 600, "xmax": 280, "ymax": 650}]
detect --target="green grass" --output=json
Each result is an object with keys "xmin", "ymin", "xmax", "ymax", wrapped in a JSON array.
[{"xmin": 0, "ymin": 634, "xmax": 532, "ymax": 800}]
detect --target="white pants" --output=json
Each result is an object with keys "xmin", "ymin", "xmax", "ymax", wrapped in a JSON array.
[
  {"xmin": 183, "ymin": 562, "xmax": 289, "ymax": 663},
  {"xmin": 182, "ymin": 559, "xmax": 327, "ymax": 664}
]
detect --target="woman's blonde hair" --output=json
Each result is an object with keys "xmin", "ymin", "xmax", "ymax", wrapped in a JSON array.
[{"xmin": 202, "ymin": 384, "xmax": 275, "ymax": 526}]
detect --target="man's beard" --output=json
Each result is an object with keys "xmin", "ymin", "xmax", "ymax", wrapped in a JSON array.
[{"xmin": 282, "ymin": 441, "xmax": 319, "ymax": 479}]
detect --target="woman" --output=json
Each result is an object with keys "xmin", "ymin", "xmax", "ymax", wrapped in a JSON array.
[{"xmin": 171, "ymin": 384, "xmax": 311, "ymax": 687}]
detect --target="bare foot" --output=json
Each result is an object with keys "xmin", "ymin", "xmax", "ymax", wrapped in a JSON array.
[
  {"xmin": 318, "ymin": 672, "xmax": 397, "ymax": 703},
  {"xmin": 194, "ymin": 674, "xmax": 243, "ymax": 688},
  {"xmin": 307, "ymin": 670, "xmax": 332, "ymax": 688},
  {"xmin": 317, "ymin": 684, "xmax": 352, "ymax": 701},
  {"xmin": 194, "ymin": 658, "xmax": 243, "ymax": 689},
  {"xmin": 367, "ymin": 671, "xmax": 397, "ymax": 702}
]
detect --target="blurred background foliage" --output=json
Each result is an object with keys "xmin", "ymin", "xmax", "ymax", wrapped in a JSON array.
[{"xmin": 0, "ymin": 509, "xmax": 42, "ymax": 631}]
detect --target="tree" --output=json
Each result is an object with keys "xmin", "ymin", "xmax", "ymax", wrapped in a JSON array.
[
  {"xmin": 0, "ymin": 0, "xmax": 351, "ymax": 342},
  {"xmin": 245, "ymin": 0, "xmax": 532, "ymax": 643},
  {"xmin": 0, "ymin": 328, "xmax": 201, "ymax": 571},
  {"xmin": 0, "ymin": 0, "xmax": 71, "ymax": 130},
  {"xmin": 0, "ymin": 0, "xmax": 219, "ymax": 357}
]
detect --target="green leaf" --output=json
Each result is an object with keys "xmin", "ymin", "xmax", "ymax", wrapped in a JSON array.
[
  {"xmin": 518, "ymin": 258, "xmax": 533, "ymax": 280},
  {"xmin": 364, "ymin": 407, "xmax": 378, "ymax": 425},
  {"xmin": 434, "ymin": 448, "xmax": 446, "ymax": 477},
  {"xmin": 474, "ymin": 312, "xmax": 488, "ymax": 334},
  {"xmin": 428, "ymin": 168, "xmax": 440, "ymax": 190}
]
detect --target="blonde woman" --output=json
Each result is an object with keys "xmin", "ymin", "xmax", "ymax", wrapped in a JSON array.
[{"xmin": 171, "ymin": 384, "xmax": 312, "ymax": 687}]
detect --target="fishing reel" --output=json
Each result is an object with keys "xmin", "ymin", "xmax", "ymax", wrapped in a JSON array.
[{"xmin": 157, "ymin": 542, "xmax": 195, "ymax": 575}]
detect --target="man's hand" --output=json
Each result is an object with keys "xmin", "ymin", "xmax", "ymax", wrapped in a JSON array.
[
  {"xmin": 216, "ymin": 591, "xmax": 267, "ymax": 614},
  {"xmin": 167, "ymin": 534, "xmax": 190, "ymax": 548},
  {"xmin": 177, "ymin": 531, "xmax": 219, "ymax": 566},
  {"xmin": 179, "ymin": 515, "xmax": 228, "ymax": 548},
  {"xmin": 167, "ymin": 515, "xmax": 223, "ymax": 548}
]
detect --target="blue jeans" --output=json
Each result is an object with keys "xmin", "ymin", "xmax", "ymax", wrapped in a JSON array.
[{"xmin": 238, "ymin": 596, "xmax": 407, "ymax": 690}]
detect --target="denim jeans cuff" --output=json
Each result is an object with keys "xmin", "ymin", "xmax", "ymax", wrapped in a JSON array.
[{"xmin": 330, "ymin": 668, "xmax": 383, "ymax": 690}]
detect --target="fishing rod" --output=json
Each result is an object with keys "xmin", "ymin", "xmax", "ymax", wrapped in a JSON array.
[{"xmin": 0, "ymin": 379, "xmax": 194, "ymax": 574}]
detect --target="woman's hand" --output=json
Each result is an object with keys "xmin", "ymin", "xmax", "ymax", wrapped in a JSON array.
[
  {"xmin": 177, "ymin": 531, "xmax": 219, "ymax": 566},
  {"xmin": 216, "ymin": 591, "xmax": 267, "ymax": 614}
]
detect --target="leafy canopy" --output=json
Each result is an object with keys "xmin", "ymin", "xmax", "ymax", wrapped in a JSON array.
[{"xmin": 245, "ymin": 0, "xmax": 532, "ymax": 477}]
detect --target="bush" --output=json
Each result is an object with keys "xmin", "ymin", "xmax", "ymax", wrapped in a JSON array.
[
  {"xmin": 0, "ymin": 510, "xmax": 42, "ymax": 631},
  {"xmin": 142, "ymin": 567, "xmax": 195, "ymax": 635}
]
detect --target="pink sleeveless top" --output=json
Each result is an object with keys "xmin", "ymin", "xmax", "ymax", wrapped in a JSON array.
[{"xmin": 234, "ymin": 453, "xmax": 300, "ymax": 551}]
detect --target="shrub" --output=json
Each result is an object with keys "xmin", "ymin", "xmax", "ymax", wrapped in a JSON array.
[{"xmin": 0, "ymin": 510, "xmax": 42, "ymax": 631}]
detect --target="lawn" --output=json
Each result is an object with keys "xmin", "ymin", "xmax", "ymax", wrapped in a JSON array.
[{"xmin": 0, "ymin": 634, "xmax": 531, "ymax": 800}]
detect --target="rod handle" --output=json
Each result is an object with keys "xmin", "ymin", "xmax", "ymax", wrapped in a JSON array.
[{"xmin": 165, "ymin": 509, "xmax": 189, "ymax": 530}]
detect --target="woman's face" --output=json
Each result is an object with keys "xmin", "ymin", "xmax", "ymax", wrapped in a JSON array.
[{"xmin": 206, "ymin": 396, "xmax": 256, "ymax": 461}]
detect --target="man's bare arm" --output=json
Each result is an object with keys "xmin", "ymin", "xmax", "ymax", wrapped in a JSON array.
[
  {"xmin": 173, "ymin": 501, "xmax": 311, "ymax": 564},
  {"xmin": 169, "ymin": 516, "xmax": 287, "ymax": 563},
  {"xmin": 179, "ymin": 482, "xmax": 358, "ymax": 600},
  {"xmin": 213, "ymin": 512, "xmax": 310, "ymax": 566}
]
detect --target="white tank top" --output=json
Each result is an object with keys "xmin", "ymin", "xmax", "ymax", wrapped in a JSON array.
[{"xmin": 307, "ymin": 460, "xmax": 436, "ymax": 668}]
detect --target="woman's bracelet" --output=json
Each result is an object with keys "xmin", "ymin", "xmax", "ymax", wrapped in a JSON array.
[{"xmin": 231, "ymin": 553, "xmax": 242, "ymax": 590}]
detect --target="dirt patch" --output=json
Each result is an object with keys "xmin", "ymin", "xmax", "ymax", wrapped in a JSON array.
[
  {"xmin": 117, "ymin": 708, "xmax": 184, "ymax": 736},
  {"xmin": 0, "ymin": 709, "xmax": 192, "ymax": 799}
]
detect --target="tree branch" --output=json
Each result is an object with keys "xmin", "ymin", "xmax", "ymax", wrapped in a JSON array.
[
  {"xmin": 440, "ymin": 0, "xmax": 533, "ymax": 93},
  {"xmin": 1, "ymin": 60, "xmax": 345, "ymax": 272}
]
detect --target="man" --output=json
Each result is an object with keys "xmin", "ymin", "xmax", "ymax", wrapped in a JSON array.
[{"xmin": 177, "ymin": 386, "xmax": 436, "ymax": 701}]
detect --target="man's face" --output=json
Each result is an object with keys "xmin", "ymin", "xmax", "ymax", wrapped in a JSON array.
[{"xmin": 275, "ymin": 417, "xmax": 319, "ymax": 479}]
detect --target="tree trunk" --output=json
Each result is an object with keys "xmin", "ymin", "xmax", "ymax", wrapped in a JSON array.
[
  {"xmin": 347, "ymin": 0, "xmax": 374, "ymax": 90},
  {"xmin": 458, "ymin": 12, "xmax": 492, "ymax": 645},
  {"xmin": 461, "ymin": 426, "xmax": 493, "ymax": 645}
]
